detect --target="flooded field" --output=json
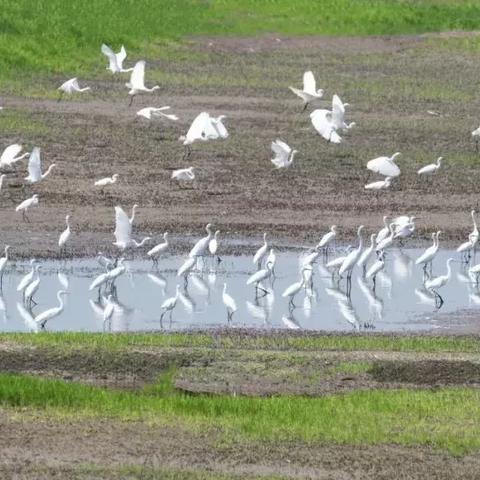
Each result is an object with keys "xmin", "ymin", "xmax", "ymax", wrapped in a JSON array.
[{"xmin": 2, "ymin": 247, "xmax": 480, "ymax": 333}]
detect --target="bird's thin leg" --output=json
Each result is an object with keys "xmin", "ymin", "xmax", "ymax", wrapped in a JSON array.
[
  {"xmin": 159, "ymin": 311, "xmax": 165, "ymax": 329},
  {"xmin": 372, "ymin": 276, "xmax": 376, "ymax": 293},
  {"xmin": 128, "ymin": 95, "xmax": 134, "ymax": 107},
  {"xmin": 301, "ymin": 102, "xmax": 308, "ymax": 113}
]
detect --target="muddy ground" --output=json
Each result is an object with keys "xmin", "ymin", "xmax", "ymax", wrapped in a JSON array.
[{"xmin": 1, "ymin": 34, "xmax": 480, "ymax": 258}]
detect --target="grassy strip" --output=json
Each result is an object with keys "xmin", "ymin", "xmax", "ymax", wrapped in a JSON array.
[
  {"xmin": 2, "ymin": 0, "xmax": 480, "ymax": 80},
  {"xmin": 1, "ymin": 372, "xmax": 479, "ymax": 455},
  {"xmin": 1, "ymin": 331, "xmax": 479, "ymax": 353}
]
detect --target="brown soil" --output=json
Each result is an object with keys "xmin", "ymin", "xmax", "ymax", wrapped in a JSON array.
[{"xmin": 1, "ymin": 34, "xmax": 480, "ymax": 258}]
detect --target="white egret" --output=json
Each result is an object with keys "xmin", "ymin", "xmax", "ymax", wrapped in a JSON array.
[
  {"xmin": 160, "ymin": 285, "xmax": 181, "ymax": 327},
  {"xmin": 265, "ymin": 248, "xmax": 276, "ymax": 276},
  {"xmin": 58, "ymin": 215, "xmax": 71, "ymax": 251},
  {"xmin": 457, "ymin": 238, "xmax": 476, "ymax": 262},
  {"xmin": 472, "ymin": 126, "xmax": 480, "ymax": 151},
  {"xmin": 136, "ymin": 106, "xmax": 178, "ymax": 121},
  {"xmin": 418, "ymin": 157, "xmax": 442, "ymax": 175},
  {"xmin": 177, "ymin": 257, "xmax": 196, "ymax": 281},
  {"xmin": 326, "ymin": 255, "xmax": 349, "ymax": 270},
  {"xmin": 171, "ymin": 167, "xmax": 195, "ymax": 186},
  {"xmin": 367, "ymin": 153, "xmax": 401, "ymax": 177},
  {"xmin": 289, "ymin": 71, "xmax": 324, "ymax": 110},
  {"xmin": 57, "ymin": 272, "xmax": 69, "ymax": 289},
  {"xmin": 17, "ymin": 259, "xmax": 37, "ymax": 292},
  {"xmin": 25, "ymin": 147, "xmax": 55, "ymax": 183},
  {"xmin": 424, "ymin": 258, "xmax": 454, "ymax": 307},
  {"xmin": 126, "ymin": 60, "xmax": 159, "ymax": 106},
  {"xmin": 253, "ymin": 233, "xmax": 268, "ymax": 269},
  {"xmin": 415, "ymin": 231, "xmax": 441, "ymax": 272},
  {"xmin": 147, "ymin": 232, "xmax": 169, "ymax": 263},
  {"xmin": 357, "ymin": 234, "xmax": 377, "ymax": 275},
  {"xmin": 376, "ymin": 216, "xmax": 390, "ymax": 244},
  {"xmin": 393, "ymin": 217, "xmax": 415, "ymax": 241},
  {"xmin": 271, "ymin": 139, "xmax": 297, "ymax": 169},
  {"xmin": 209, "ymin": 230, "xmax": 221, "ymax": 263},
  {"xmin": 16, "ymin": 194, "xmax": 39, "ymax": 222},
  {"xmin": 24, "ymin": 265, "xmax": 41, "ymax": 307},
  {"xmin": 469, "ymin": 210, "xmax": 479, "ymax": 244},
  {"xmin": 366, "ymin": 251, "xmax": 385, "ymax": 289},
  {"xmin": 58, "ymin": 78, "xmax": 90, "ymax": 99},
  {"xmin": 189, "ymin": 223, "xmax": 214, "ymax": 258},
  {"xmin": 101, "ymin": 44, "xmax": 133, "ymax": 73},
  {"xmin": 301, "ymin": 247, "xmax": 320, "ymax": 268},
  {"xmin": 113, "ymin": 206, "xmax": 151, "ymax": 250},
  {"xmin": 35, "ymin": 290, "xmax": 69, "ymax": 329},
  {"xmin": 339, "ymin": 226, "xmax": 364, "ymax": 290},
  {"xmin": 103, "ymin": 295, "xmax": 115, "ymax": 325},
  {"xmin": 180, "ymin": 112, "xmax": 211, "ymax": 149},
  {"xmin": 208, "ymin": 115, "xmax": 229, "ymax": 139},
  {"xmin": 0, "ymin": 174, "xmax": 5, "ymax": 191},
  {"xmin": 95, "ymin": 174, "xmax": 118, "ymax": 187},
  {"xmin": 0, "ymin": 144, "xmax": 29, "ymax": 167},
  {"xmin": 222, "ymin": 283, "xmax": 237, "ymax": 321},
  {"xmin": 376, "ymin": 224, "xmax": 396, "ymax": 253},
  {"xmin": 0, "ymin": 245, "xmax": 10, "ymax": 288},
  {"xmin": 365, "ymin": 177, "xmax": 392, "ymax": 192},
  {"xmin": 318, "ymin": 225, "xmax": 337, "ymax": 250},
  {"xmin": 282, "ymin": 268, "xmax": 310, "ymax": 307},
  {"xmin": 246, "ymin": 261, "xmax": 273, "ymax": 294}
]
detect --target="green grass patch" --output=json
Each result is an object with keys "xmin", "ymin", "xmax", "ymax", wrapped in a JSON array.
[
  {"xmin": 1, "ymin": 371, "xmax": 479, "ymax": 455},
  {"xmin": 2, "ymin": 0, "xmax": 480, "ymax": 82},
  {"xmin": 1, "ymin": 331, "xmax": 479, "ymax": 354},
  {"xmin": 0, "ymin": 109, "xmax": 49, "ymax": 134}
]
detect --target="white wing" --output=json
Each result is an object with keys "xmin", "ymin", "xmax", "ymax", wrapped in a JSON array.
[
  {"xmin": 303, "ymin": 71, "xmax": 316, "ymax": 95},
  {"xmin": 117, "ymin": 45, "xmax": 127, "ymax": 67},
  {"xmin": 271, "ymin": 140, "xmax": 290, "ymax": 168},
  {"xmin": 101, "ymin": 44, "xmax": 118, "ymax": 72},
  {"xmin": 185, "ymin": 112, "xmax": 210, "ymax": 143},
  {"xmin": 331, "ymin": 95, "xmax": 345, "ymax": 129},
  {"xmin": 27, "ymin": 147, "xmax": 42, "ymax": 181},
  {"xmin": 129, "ymin": 61, "xmax": 145, "ymax": 89},
  {"xmin": 114, "ymin": 206, "xmax": 132, "ymax": 246},
  {"xmin": 0, "ymin": 144, "xmax": 22, "ymax": 165},
  {"xmin": 367, "ymin": 157, "xmax": 399, "ymax": 177},
  {"xmin": 310, "ymin": 110, "xmax": 341, "ymax": 143},
  {"xmin": 211, "ymin": 117, "xmax": 228, "ymax": 138},
  {"xmin": 289, "ymin": 86, "xmax": 308, "ymax": 101}
]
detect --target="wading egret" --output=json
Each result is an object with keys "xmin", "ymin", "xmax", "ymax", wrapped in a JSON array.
[
  {"xmin": 469, "ymin": 209, "xmax": 479, "ymax": 244},
  {"xmin": 318, "ymin": 225, "xmax": 337, "ymax": 254},
  {"xmin": 58, "ymin": 78, "xmax": 90, "ymax": 98},
  {"xmin": 209, "ymin": 230, "xmax": 220, "ymax": 262},
  {"xmin": 366, "ymin": 251, "xmax": 385, "ymax": 289},
  {"xmin": 147, "ymin": 232, "xmax": 169, "ymax": 263},
  {"xmin": 246, "ymin": 261, "xmax": 273, "ymax": 294},
  {"xmin": 101, "ymin": 44, "xmax": 133, "ymax": 73},
  {"xmin": 424, "ymin": 258, "xmax": 454, "ymax": 307},
  {"xmin": 17, "ymin": 259, "xmax": 37, "ymax": 292},
  {"xmin": 25, "ymin": 147, "xmax": 55, "ymax": 183},
  {"xmin": 126, "ymin": 61, "xmax": 160, "ymax": 106},
  {"xmin": 376, "ymin": 216, "xmax": 390, "ymax": 244},
  {"xmin": 271, "ymin": 139, "xmax": 297, "ymax": 169},
  {"xmin": 415, "ymin": 231, "xmax": 441, "ymax": 271},
  {"xmin": 160, "ymin": 285, "xmax": 180, "ymax": 326},
  {"xmin": 189, "ymin": 223, "xmax": 214, "ymax": 258},
  {"xmin": 177, "ymin": 257, "xmax": 196, "ymax": 280},
  {"xmin": 136, "ymin": 106, "xmax": 178, "ymax": 121},
  {"xmin": 282, "ymin": 267, "xmax": 310, "ymax": 307},
  {"xmin": 58, "ymin": 215, "xmax": 71, "ymax": 250},
  {"xmin": 253, "ymin": 233, "xmax": 268, "ymax": 269},
  {"xmin": 24, "ymin": 265, "xmax": 41, "ymax": 307},
  {"xmin": 16, "ymin": 194, "xmax": 39, "ymax": 222},
  {"xmin": 376, "ymin": 224, "xmax": 396, "ymax": 253},
  {"xmin": 339, "ymin": 226, "xmax": 364, "ymax": 290},
  {"xmin": 103, "ymin": 295, "xmax": 115, "ymax": 325},
  {"xmin": 289, "ymin": 71, "xmax": 324, "ymax": 110},
  {"xmin": 367, "ymin": 152, "xmax": 401, "ymax": 177},
  {"xmin": 418, "ymin": 157, "xmax": 442, "ymax": 175},
  {"xmin": 222, "ymin": 283, "xmax": 237, "ymax": 321},
  {"xmin": 0, "ymin": 144, "xmax": 29, "ymax": 167},
  {"xmin": 95, "ymin": 174, "xmax": 118, "ymax": 187},
  {"xmin": 393, "ymin": 217, "xmax": 415, "ymax": 240},
  {"xmin": 113, "ymin": 206, "xmax": 151, "ymax": 250},
  {"xmin": 0, "ymin": 245, "xmax": 10, "ymax": 288},
  {"xmin": 357, "ymin": 233, "xmax": 377, "ymax": 275},
  {"xmin": 35, "ymin": 290, "xmax": 69, "ymax": 329},
  {"xmin": 265, "ymin": 248, "xmax": 276, "ymax": 276}
]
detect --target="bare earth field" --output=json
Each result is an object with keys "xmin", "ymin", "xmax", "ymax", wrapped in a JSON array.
[{"xmin": 1, "ymin": 34, "xmax": 480, "ymax": 258}]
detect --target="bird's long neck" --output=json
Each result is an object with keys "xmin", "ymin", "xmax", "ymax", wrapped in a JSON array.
[
  {"xmin": 57, "ymin": 293, "xmax": 65, "ymax": 310},
  {"xmin": 472, "ymin": 211, "xmax": 477, "ymax": 232},
  {"xmin": 4, "ymin": 248, "xmax": 8, "ymax": 260},
  {"xmin": 357, "ymin": 230, "xmax": 363, "ymax": 251},
  {"xmin": 42, "ymin": 165, "xmax": 55, "ymax": 179},
  {"xmin": 223, "ymin": 284, "xmax": 227, "ymax": 294},
  {"xmin": 446, "ymin": 261, "xmax": 452, "ymax": 280},
  {"xmin": 289, "ymin": 151, "xmax": 297, "ymax": 164},
  {"xmin": 66, "ymin": 217, "xmax": 70, "ymax": 230},
  {"xmin": 135, "ymin": 237, "xmax": 150, "ymax": 247}
]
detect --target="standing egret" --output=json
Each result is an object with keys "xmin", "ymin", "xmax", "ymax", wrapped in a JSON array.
[
  {"xmin": 189, "ymin": 223, "xmax": 214, "ymax": 259},
  {"xmin": 24, "ymin": 147, "xmax": 56, "ymax": 183},
  {"xmin": 103, "ymin": 295, "xmax": 115, "ymax": 327},
  {"xmin": 357, "ymin": 234, "xmax": 377, "ymax": 275},
  {"xmin": 424, "ymin": 258, "xmax": 454, "ymax": 308},
  {"xmin": 366, "ymin": 251, "xmax": 385, "ymax": 290},
  {"xmin": 222, "ymin": 283, "xmax": 237, "ymax": 322},
  {"xmin": 58, "ymin": 215, "xmax": 72, "ymax": 252},
  {"xmin": 101, "ymin": 44, "xmax": 133, "ymax": 73},
  {"xmin": 265, "ymin": 248, "xmax": 276, "ymax": 277},
  {"xmin": 0, "ymin": 245, "xmax": 10, "ymax": 288},
  {"xmin": 177, "ymin": 257, "xmax": 196, "ymax": 286},
  {"xmin": 376, "ymin": 224, "xmax": 396, "ymax": 253},
  {"xmin": 289, "ymin": 71, "xmax": 324, "ymax": 110},
  {"xmin": 160, "ymin": 285, "xmax": 180, "ymax": 327},
  {"xmin": 95, "ymin": 174, "xmax": 118, "ymax": 187},
  {"xmin": 209, "ymin": 230, "xmax": 221, "ymax": 263},
  {"xmin": 271, "ymin": 139, "xmax": 297, "ymax": 169},
  {"xmin": 246, "ymin": 261, "xmax": 273, "ymax": 295},
  {"xmin": 58, "ymin": 78, "xmax": 90, "ymax": 100},
  {"xmin": 393, "ymin": 217, "xmax": 415, "ymax": 242},
  {"xmin": 469, "ymin": 210, "xmax": 479, "ymax": 244},
  {"xmin": 0, "ymin": 144, "xmax": 29, "ymax": 167},
  {"xmin": 365, "ymin": 177, "xmax": 392, "ymax": 193},
  {"xmin": 34, "ymin": 290, "xmax": 69, "ymax": 329},
  {"xmin": 415, "ymin": 231, "xmax": 441, "ymax": 274},
  {"xmin": 282, "ymin": 267, "xmax": 310, "ymax": 308},
  {"xmin": 318, "ymin": 225, "xmax": 337, "ymax": 257},
  {"xmin": 136, "ymin": 106, "xmax": 179, "ymax": 121},
  {"xmin": 376, "ymin": 216, "xmax": 390, "ymax": 245},
  {"xmin": 126, "ymin": 61, "xmax": 159, "ymax": 106},
  {"xmin": 113, "ymin": 206, "xmax": 151, "ymax": 251},
  {"xmin": 24, "ymin": 265, "xmax": 41, "ymax": 307},
  {"xmin": 339, "ymin": 225, "xmax": 364, "ymax": 293},
  {"xmin": 17, "ymin": 259, "xmax": 37, "ymax": 293},
  {"xmin": 171, "ymin": 167, "xmax": 195, "ymax": 187},
  {"xmin": 253, "ymin": 233, "xmax": 268, "ymax": 269},
  {"xmin": 367, "ymin": 153, "xmax": 401, "ymax": 177},
  {"xmin": 418, "ymin": 157, "xmax": 442, "ymax": 176},
  {"xmin": 16, "ymin": 194, "xmax": 39, "ymax": 222},
  {"xmin": 147, "ymin": 232, "xmax": 169, "ymax": 264}
]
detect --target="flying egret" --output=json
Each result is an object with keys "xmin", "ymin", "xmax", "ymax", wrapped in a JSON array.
[
  {"xmin": 415, "ymin": 231, "xmax": 441, "ymax": 273},
  {"xmin": 271, "ymin": 139, "xmax": 297, "ymax": 169},
  {"xmin": 357, "ymin": 234, "xmax": 377, "ymax": 275},
  {"xmin": 58, "ymin": 215, "xmax": 71, "ymax": 251},
  {"xmin": 339, "ymin": 225, "xmax": 364, "ymax": 293},
  {"xmin": 310, "ymin": 109, "xmax": 341, "ymax": 143},
  {"xmin": 171, "ymin": 167, "xmax": 195, "ymax": 187},
  {"xmin": 222, "ymin": 283, "xmax": 237, "ymax": 322},
  {"xmin": 58, "ymin": 78, "xmax": 90, "ymax": 100},
  {"xmin": 17, "ymin": 259, "xmax": 37, "ymax": 292},
  {"xmin": 365, "ymin": 177, "xmax": 392, "ymax": 193},
  {"xmin": 136, "ymin": 106, "xmax": 178, "ymax": 121},
  {"xmin": 246, "ymin": 261, "xmax": 273, "ymax": 295},
  {"xmin": 253, "ymin": 233, "xmax": 268, "ymax": 269},
  {"xmin": 0, "ymin": 245, "xmax": 10, "ymax": 288},
  {"xmin": 101, "ymin": 44, "xmax": 133, "ymax": 73},
  {"xmin": 24, "ymin": 147, "xmax": 55, "ymax": 183},
  {"xmin": 189, "ymin": 223, "xmax": 214, "ymax": 259},
  {"xmin": 366, "ymin": 251, "xmax": 385, "ymax": 290},
  {"xmin": 147, "ymin": 232, "xmax": 169, "ymax": 264},
  {"xmin": 367, "ymin": 152, "xmax": 401, "ymax": 177},
  {"xmin": 16, "ymin": 194, "xmax": 39, "ymax": 222},
  {"xmin": 160, "ymin": 285, "xmax": 180, "ymax": 327},
  {"xmin": 424, "ymin": 258, "xmax": 454, "ymax": 308},
  {"xmin": 289, "ymin": 71, "xmax": 324, "ymax": 110},
  {"xmin": 24, "ymin": 265, "xmax": 41, "ymax": 307},
  {"xmin": 95, "ymin": 174, "xmax": 118, "ymax": 187},
  {"xmin": 126, "ymin": 60, "xmax": 160, "ymax": 106},
  {"xmin": 113, "ymin": 206, "xmax": 151, "ymax": 250},
  {"xmin": 0, "ymin": 144, "xmax": 29, "ymax": 167},
  {"xmin": 418, "ymin": 157, "xmax": 442, "ymax": 176},
  {"xmin": 34, "ymin": 290, "xmax": 69, "ymax": 329}
]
